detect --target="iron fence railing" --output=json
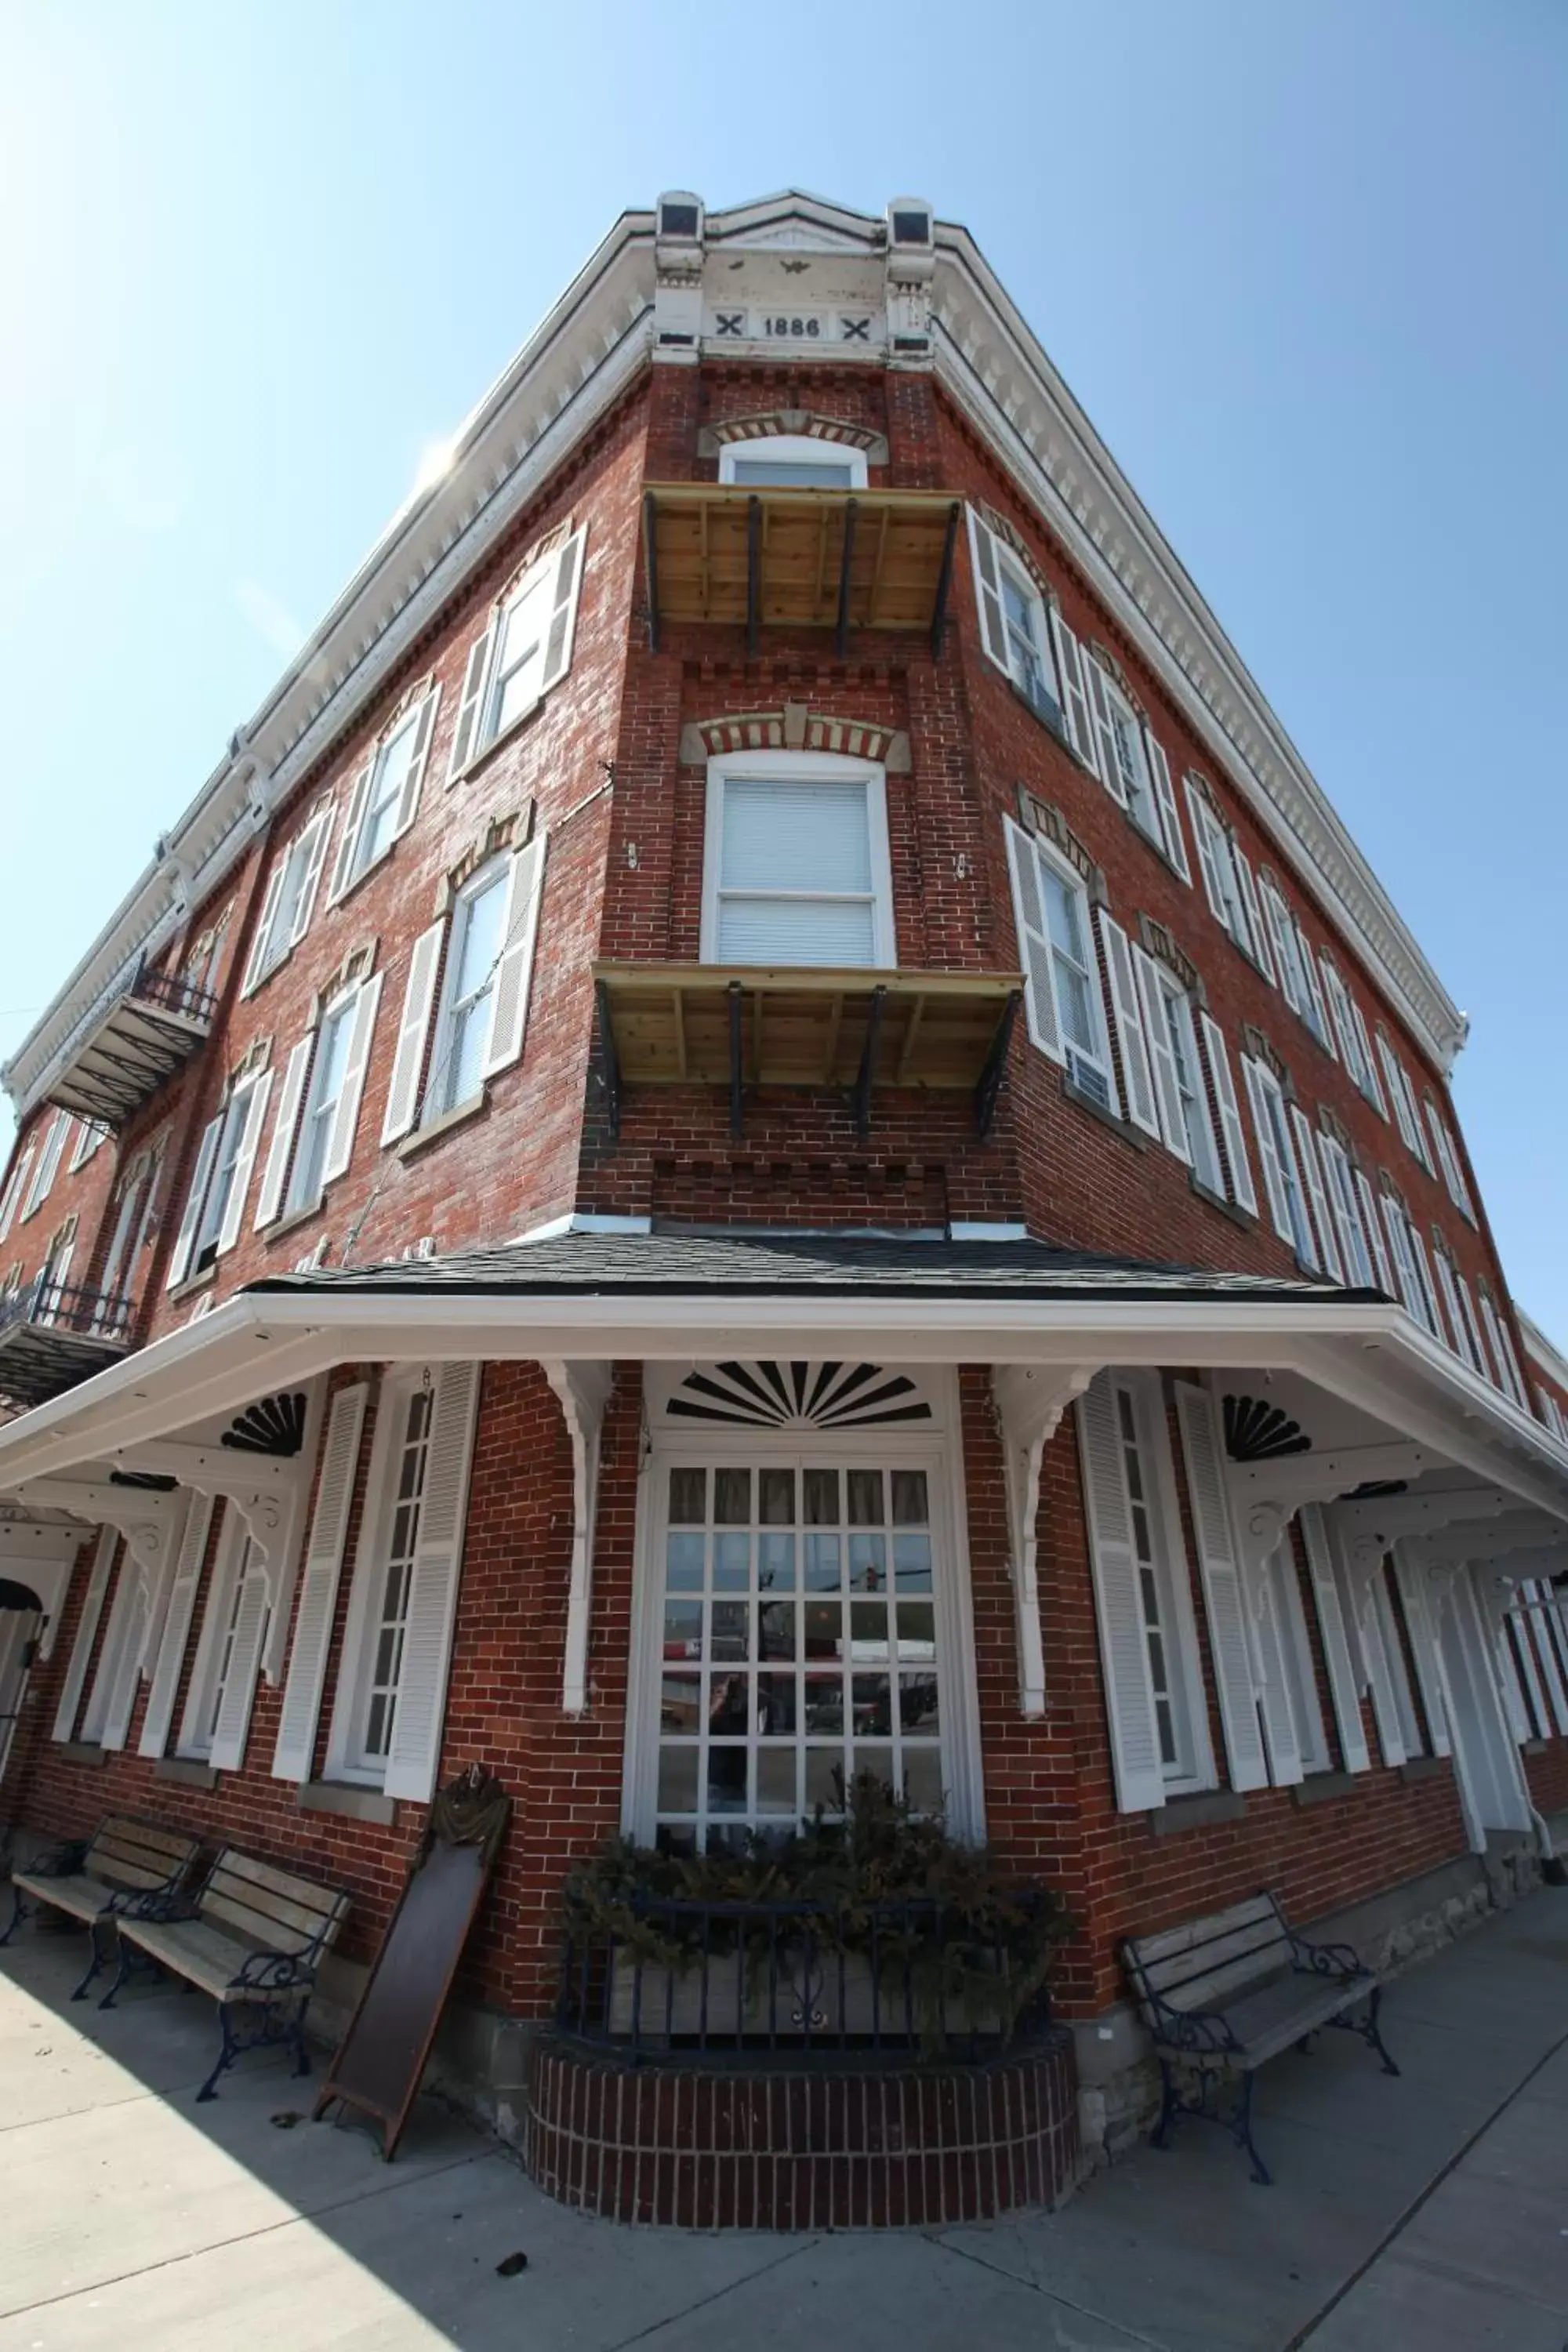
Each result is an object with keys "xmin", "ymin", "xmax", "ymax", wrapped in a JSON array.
[
  {"xmin": 0, "ymin": 1273, "xmax": 132, "ymax": 1345},
  {"xmin": 129, "ymin": 959, "xmax": 218, "ymax": 1026},
  {"xmin": 556, "ymin": 1891, "xmax": 1054, "ymax": 2063}
]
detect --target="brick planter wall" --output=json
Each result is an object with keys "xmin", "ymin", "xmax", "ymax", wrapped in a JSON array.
[{"xmin": 523, "ymin": 2028, "xmax": 1080, "ymax": 2228}]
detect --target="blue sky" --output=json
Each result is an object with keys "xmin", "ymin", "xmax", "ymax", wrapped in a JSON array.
[{"xmin": 2, "ymin": 2, "xmax": 1564, "ymax": 1335}]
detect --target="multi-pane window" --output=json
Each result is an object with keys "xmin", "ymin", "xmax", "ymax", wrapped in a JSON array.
[
  {"xmin": 241, "ymin": 805, "xmax": 332, "ymax": 995},
  {"xmin": 1425, "ymin": 1101, "xmax": 1475, "ymax": 1223},
  {"xmin": 331, "ymin": 695, "xmax": 439, "ymax": 899},
  {"xmin": 1380, "ymin": 1192, "xmax": 1443, "ymax": 1339},
  {"xmin": 20, "ymin": 1113, "xmax": 69, "ymax": 1221},
  {"xmin": 1376, "ymin": 1033, "xmax": 1436, "ymax": 1176},
  {"xmin": 1267, "ymin": 1544, "xmax": 1331, "ymax": 1772},
  {"xmin": 1319, "ymin": 1132, "xmax": 1378, "ymax": 1288},
  {"xmin": 967, "ymin": 508, "xmax": 1062, "ymax": 724},
  {"xmin": 652, "ymin": 1459, "xmax": 944, "ymax": 1853},
  {"xmin": 1108, "ymin": 1377, "xmax": 1203, "ymax": 1790},
  {"xmin": 432, "ymin": 864, "xmax": 510, "ymax": 1115},
  {"xmin": 445, "ymin": 529, "xmax": 586, "ymax": 779},
  {"xmin": 1142, "ymin": 961, "xmax": 1223, "ymax": 1193},
  {"xmin": 1320, "ymin": 956, "xmax": 1386, "ymax": 1115},
  {"xmin": 351, "ymin": 1386, "xmax": 433, "ymax": 1772},
  {"xmin": 180, "ymin": 1530, "xmax": 254, "ymax": 1760},
  {"xmin": 718, "ymin": 435, "xmax": 866, "ymax": 489},
  {"xmin": 702, "ymin": 755, "xmax": 894, "ymax": 969},
  {"xmin": 1185, "ymin": 786, "xmax": 1269, "ymax": 966},
  {"xmin": 286, "ymin": 993, "xmax": 358, "ymax": 1216},
  {"xmin": 192, "ymin": 1073, "xmax": 267, "ymax": 1276},
  {"xmin": 1004, "ymin": 818, "xmax": 1117, "ymax": 1109},
  {"xmin": 1241, "ymin": 1057, "xmax": 1316, "ymax": 1265}
]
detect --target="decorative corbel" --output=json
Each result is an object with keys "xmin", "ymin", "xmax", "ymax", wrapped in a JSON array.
[
  {"xmin": 543, "ymin": 1360, "xmax": 615, "ymax": 1715},
  {"xmin": 992, "ymin": 1365, "xmax": 1097, "ymax": 1715},
  {"xmin": 13, "ymin": 1477, "xmax": 191, "ymax": 1679},
  {"xmin": 103, "ymin": 1437, "xmax": 308, "ymax": 1678}
]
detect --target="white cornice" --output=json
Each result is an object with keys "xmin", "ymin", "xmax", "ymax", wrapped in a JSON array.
[
  {"xmin": 1520, "ymin": 1309, "xmax": 1568, "ymax": 1395},
  {"xmin": 7, "ymin": 189, "xmax": 1468, "ymax": 1116}
]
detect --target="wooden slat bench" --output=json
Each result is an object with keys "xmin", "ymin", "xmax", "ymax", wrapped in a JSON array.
[
  {"xmin": 2, "ymin": 1817, "xmax": 202, "ymax": 2001},
  {"xmin": 1122, "ymin": 1892, "xmax": 1399, "ymax": 2184},
  {"xmin": 103, "ymin": 1846, "xmax": 350, "ymax": 2102}
]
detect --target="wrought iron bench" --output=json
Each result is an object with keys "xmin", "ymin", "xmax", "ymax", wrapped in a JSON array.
[
  {"xmin": 1122, "ymin": 1891, "xmax": 1398, "ymax": 2184},
  {"xmin": 2, "ymin": 1817, "xmax": 202, "ymax": 2000},
  {"xmin": 103, "ymin": 1845, "xmax": 350, "ymax": 2102}
]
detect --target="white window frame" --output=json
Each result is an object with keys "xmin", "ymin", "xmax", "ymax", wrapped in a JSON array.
[
  {"xmin": 191, "ymin": 1069, "xmax": 267, "ymax": 1277},
  {"xmin": 20, "ymin": 1113, "xmax": 69, "ymax": 1221},
  {"xmin": 241, "ymin": 804, "xmax": 332, "ymax": 996},
  {"xmin": 427, "ymin": 861, "xmax": 509, "ymax": 1117},
  {"xmin": 1142, "ymin": 960, "xmax": 1223, "ymax": 1192},
  {"xmin": 1107, "ymin": 1371, "xmax": 1213, "ymax": 1795},
  {"xmin": 1425, "ymin": 1099, "xmax": 1475, "ymax": 1223},
  {"xmin": 1185, "ymin": 785, "xmax": 1266, "ymax": 965},
  {"xmin": 1243, "ymin": 1057, "xmax": 1316, "ymax": 1265},
  {"xmin": 1319, "ymin": 1132, "xmax": 1377, "ymax": 1289},
  {"xmin": 622, "ymin": 1373, "xmax": 985, "ymax": 1847},
  {"xmin": 285, "ymin": 988, "xmax": 360, "ymax": 1218},
  {"xmin": 1267, "ymin": 1543, "xmax": 1331, "ymax": 1773},
  {"xmin": 1003, "ymin": 817, "xmax": 1120, "ymax": 1112},
  {"xmin": 446, "ymin": 527, "xmax": 587, "ymax": 781},
  {"xmin": 68, "ymin": 1119, "xmax": 107, "ymax": 1173},
  {"xmin": 700, "ymin": 751, "xmax": 895, "ymax": 971},
  {"xmin": 331, "ymin": 689, "xmax": 441, "ymax": 901},
  {"xmin": 718, "ymin": 434, "xmax": 867, "ymax": 488},
  {"xmin": 966, "ymin": 507, "xmax": 1065, "ymax": 728},
  {"xmin": 176, "ymin": 1511, "xmax": 252, "ymax": 1760},
  {"xmin": 0, "ymin": 1149, "xmax": 33, "ymax": 1243}
]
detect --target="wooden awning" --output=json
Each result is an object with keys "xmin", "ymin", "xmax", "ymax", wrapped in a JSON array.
[
  {"xmin": 641, "ymin": 486, "xmax": 963, "ymax": 655},
  {"xmin": 593, "ymin": 963, "xmax": 1023, "ymax": 1139}
]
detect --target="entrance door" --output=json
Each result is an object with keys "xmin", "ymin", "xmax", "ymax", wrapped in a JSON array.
[{"xmin": 1436, "ymin": 1565, "xmax": 1530, "ymax": 1846}]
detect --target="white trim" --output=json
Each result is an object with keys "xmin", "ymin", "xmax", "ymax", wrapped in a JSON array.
[{"xmin": 700, "ymin": 750, "xmax": 895, "ymax": 971}]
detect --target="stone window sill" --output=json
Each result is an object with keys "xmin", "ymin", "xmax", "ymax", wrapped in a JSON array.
[
  {"xmin": 297, "ymin": 1780, "xmax": 398, "ymax": 1827},
  {"xmin": 1062, "ymin": 1076, "xmax": 1148, "ymax": 1152},
  {"xmin": 1292, "ymin": 1769, "xmax": 1359, "ymax": 1807},
  {"xmin": 397, "ymin": 1091, "xmax": 488, "ymax": 1161},
  {"xmin": 1190, "ymin": 1174, "xmax": 1255, "ymax": 1230},
  {"xmin": 56, "ymin": 1740, "xmax": 107, "ymax": 1768},
  {"xmin": 263, "ymin": 1197, "xmax": 330, "ymax": 1244},
  {"xmin": 1400, "ymin": 1755, "xmax": 1450, "ymax": 1782},
  {"xmin": 158, "ymin": 1756, "xmax": 220, "ymax": 1791},
  {"xmin": 1149, "ymin": 1788, "xmax": 1247, "ymax": 1835},
  {"xmin": 1520, "ymin": 1739, "xmax": 1548, "ymax": 1757},
  {"xmin": 166, "ymin": 1266, "xmax": 220, "ymax": 1308},
  {"xmin": 448, "ymin": 697, "xmax": 543, "ymax": 791}
]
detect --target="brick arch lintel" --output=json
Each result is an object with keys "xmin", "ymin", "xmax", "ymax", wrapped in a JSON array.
[
  {"xmin": 678, "ymin": 706, "xmax": 910, "ymax": 769},
  {"xmin": 696, "ymin": 410, "xmax": 890, "ymax": 466}
]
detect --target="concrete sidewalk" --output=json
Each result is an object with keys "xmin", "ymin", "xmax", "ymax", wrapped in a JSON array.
[{"xmin": 1, "ymin": 1887, "xmax": 1564, "ymax": 2351}]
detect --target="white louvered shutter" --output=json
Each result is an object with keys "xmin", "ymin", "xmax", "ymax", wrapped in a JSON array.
[
  {"xmin": 1432, "ymin": 1250, "xmax": 1470, "ymax": 1367},
  {"xmin": 1377, "ymin": 1036, "xmax": 1419, "ymax": 1154},
  {"xmin": 139, "ymin": 1494, "xmax": 214, "ymax": 1758},
  {"xmin": 1351, "ymin": 1000, "xmax": 1387, "ymax": 1115},
  {"xmin": 1381, "ymin": 1199, "xmax": 1423, "ymax": 1322},
  {"xmin": 1248, "ymin": 1549, "xmax": 1305, "ymax": 1785},
  {"xmin": 539, "ymin": 526, "xmax": 588, "ymax": 695},
  {"xmin": 272, "ymin": 1382, "xmax": 368, "ymax": 1781},
  {"xmin": 1241, "ymin": 1060, "xmax": 1294, "ymax": 1243},
  {"xmin": 394, "ymin": 688, "xmax": 440, "ymax": 840},
  {"xmin": 1142, "ymin": 728, "xmax": 1190, "ymax": 879},
  {"xmin": 1081, "ymin": 658, "xmax": 1122, "ymax": 800},
  {"xmin": 966, "ymin": 507, "xmax": 1011, "ymax": 673},
  {"xmin": 216, "ymin": 1073, "xmax": 271, "ymax": 1254},
  {"xmin": 1454, "ymin": 1273, "xmax": 1489, "ymax": 1381},
  {"xmin": 1186, "ymin": 785, "xmax": 1230, "ymax": 927},
  {"xmin": 1133, "ymin": 950, "xmax": 1189, "ymax": 1160},
  {"xmin": 289, "ymin": 808, "xmax": 332, "ymax": 946},
  {"xmin": 1232, "ymin": 851, "xmax": 1274, "ymax": 981},
  {"xmin": 1323, "ymin": 956, "xmax": 1356, "ymax": 1068},
  {"xmin": 1174, "ymin": 1381, "xmax": 1269, "ymax": 1792},
  {"xmin": 208, "ymin": 1552, "xmax": 271, "ymax": 1773},
  {"xmin": 385, "ymin": 1361, "xmax": 481, "ymax": 1803},
  {"xmin": 1198, "ymin": 1012, "xmax": 1258, "ymax": 1214},
  {"xmin": 53, "ymin": 1529, "xmax": 118, "ymax": 1741},
  {"xmin": 1004, "ymin": 819, "xmax": 1063, "ymax": 1059},
  {"xmin": 329, "ymin": 761, "xmax": 375, "ymax": 903},
  {"xmin": 1391, "ymin": 1546, "xmax": 1450, "ymax": 1755},
  {"xmin": 1096, "ymin": 911, "xmax": 1160, "ymax": 1137},
  {"xmin": 1355, "ymin": 1170, "xmax": 1396, "ymax": 1293},
  {"xmin": 1526, "ymin": 1585, "xmax": 1568, "ymax": 1733},
  {"xmin": 1259, "ymin": 884, "xmax": 1300, "ymax": 1011},
  {"xmin": 1075, "ymin": 1375, "xmax": 1165, "ymax": 1813},
  {"xmin": 381, "ymin": 919, "xmax": 445, "ymax": 1142},
  {"xmin": 0, "ymin": 1148, "xmax": 31, "ymax": 1241},
  {"xmin": 240, "ymin": 865, "xmax": 286, "ymax": 996},
  {"xmin": 99, "ymin": 1541, "xmax": 162, "ymax": 1751},
  {"xmin": 1299, "ymin": 1505, "xmax": 1370, "ymax": 1771},
  {"xmin": 1405, "ymin": 1225, "xmax": 1442, "ymax": 1340},
  {"xmin": 321, "ymin": 973, "xmax": 383, "ymax": 1185},
  {"xmin": 481, "ymin": 834, "xmax": 547, "ymax": 1080},
  {"xmin": 1047, "ymin": 608, "xmax": 1095, "ymax": 763},
  {"xmin": 446, "ymin": 622, "xmax": 496, "ymax": 780},
  {"xmin": 165, "ymin": 1116, "xmax": 222, "ymax": 1288},
  {"xmin": 255, "ymin": 1034, "xmax": 312, "ymax": 1229},
  {"xmin": 1351, "ymin": 1559, "xmax": 1407, "ymax": 1766},
  {"xmin": 1296, "ymin": 926, "xmax": 1333, "ymax": 1051},
  {"xmin": 1290, "ymin": 1109, "xmax": 1343, "ymax": 1281},
  {"xmin": 1321, "ymin": 1137, "xmax": 1374, "ymax": 1287}
]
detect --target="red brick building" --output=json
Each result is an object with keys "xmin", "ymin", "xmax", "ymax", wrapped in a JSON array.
[{"xmin": 2, "ymin": 191, "xmax": 1566, "ymax": 2211}]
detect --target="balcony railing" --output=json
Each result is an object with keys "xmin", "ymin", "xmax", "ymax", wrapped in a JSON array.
[
  {"xmin": 0, "ymin": 1275, "xmax": 133, "ymax": 1409},
  {"xmin": 557, "ymin": 1893, "xmax": 1054, "ymax": 2066},
  {"xmin": 593, "ymin": 962, "xmax": 1023, "ymax": 1141},
  {"xmin": 42, "ymin": 956, "xmax": 218, "ymax": 1130},
  {"xmin": 641, "ymin": 485, "xmax": 964, "ymax": 656}
]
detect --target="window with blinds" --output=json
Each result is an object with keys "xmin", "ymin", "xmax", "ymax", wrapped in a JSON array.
[{"xmin": 702, "ymin": 754, "xmax": 895, "ymax": 968}]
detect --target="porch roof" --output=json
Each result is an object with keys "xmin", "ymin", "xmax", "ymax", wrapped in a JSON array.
[{"xmin": 247, "ymin": 1228, "xmax": 1365, "ymax": 1307}]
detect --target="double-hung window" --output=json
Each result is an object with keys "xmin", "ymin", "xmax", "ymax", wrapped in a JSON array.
[
  {"xmin": 1004, "ymin": 817, "xmax": 1117, "ymax": 1110},
  {"xmin": 329, "ymin": 691, "xmax": 441, "ymax": 901},
  {"xmin": 702, "ymin": 753, "xmax": 894, "ymax": 969},
  {"xmin": 178, "ymin": 1519, "xmax": 252, "ymax": 1761},
  {"xmin": 255, "ymin": 971, "xmax": 384, "ymax": 1229},
  {"xmin": 718, "ymin": 435, "xmax": 866, "ymax": 489},
  {"xmin": 1082, "ymin": 660, "xmax": 1189, "ymax": 875},
  {"xmin": 100, "ymin": 1143, "xmax": 162, "ymax": 1307},
  {"xmin": 1134, "ymin": 956, "xmax": 1224, "ymax": 1193},
  {"xmin": 967, "ymin": 507, "xmax": 1063, "ymax": 728},
  {"xmin": 1185, "ymin": 785, "xmax": 1270, "ymax": 965},
  {"xmin": 0, "ymin": 1149, "xmax": 33, "ymax": 1243},
  {"xmin": 1319, "ymin": 1131, "xmax": 1378, "ymax": 1288},
  {"xmin": 1380, "ymin": 1192, "xmax": 1443, "ymax": 1339},
  {"xmin": 1432, "ymin": 1245, "xmax": 1486, "ymax": 1375},
  {"xmin": 445, "ymin": 528, "xmax": 587, "ymax": 779},
  {"xmin": 381, "ymin": 838, "xmax": 548, "ymax": 1144},
  {"xmin": 166, "ymin": 1066, "xmax": 273, "ymax": 1287},
  {"xmin": 1477, "ymin": 1289, "xmax": 1529, "ymax": 1408},
  {"xmin": 1259, "ymin": 880, "xmax": 1332, "ymax": 1052},
  {"xmin": 1425, "ymin": 1101, "xmax": 1475, "ymax": 1222},
  {"xmin": 1240, "ymin": 1057, "xmax": 1316, "ymax": 1263},
  {"xmin": 241, "ymin": 804, "xmax": 332, "ymax": 995},
  {"xmin": 1320, "ymin": 956, "xmax": 1386, "ymax": 1112},
  {"xmin": 69, "ymin": 1119, "xmax": 107, "ymax": 1173},
  {"xmin": 1376, "ymin": 1033, "xmax": 1436, "ymax": 1175},
  {"xmin": 20, "ymin": 1113, "xmax": 69, "ymax": 1221}
]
